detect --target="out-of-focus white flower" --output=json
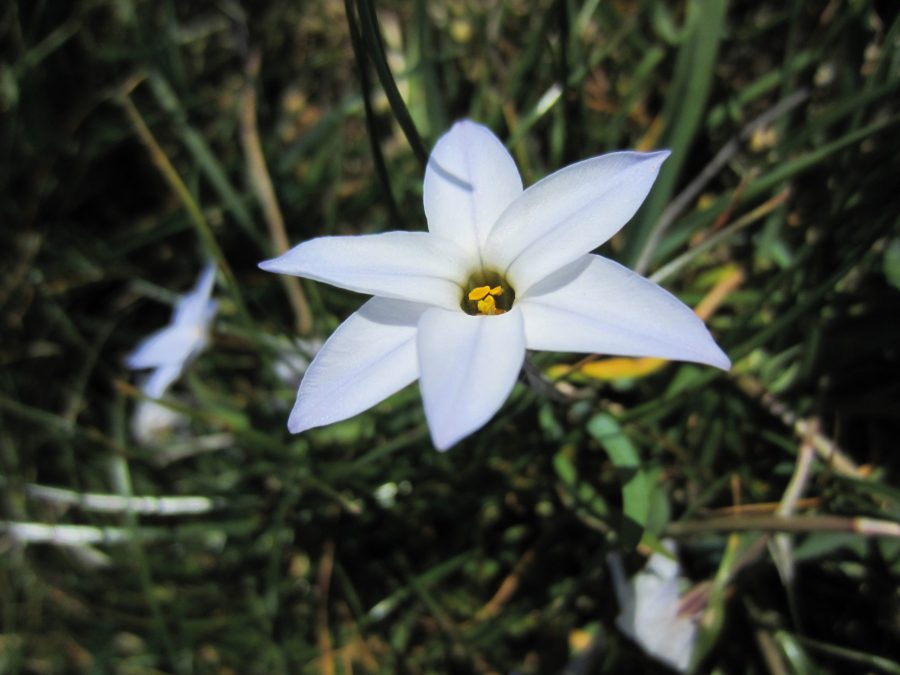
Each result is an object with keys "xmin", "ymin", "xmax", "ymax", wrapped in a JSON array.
[
  {"xmin": 261, "ymin": 120, "xmax": 730, "ymax": 450},
  {"xmin": 131, "ymin": 398, "xmax": 185, "ymax": 445},
  {"xmin": 126, "ymin": 263, "xmax": 218, "ymax": 378},
  {"xmin": 126, "ymin": 263, "xmax": 218, "ymax": 443},
  {"xmin": 609, "ymin": 542, "xmax": 702, "ymax": 672}
]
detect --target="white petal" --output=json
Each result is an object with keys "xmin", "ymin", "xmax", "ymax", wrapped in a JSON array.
[
  {"xmin": 173, "ymin": 262, "xmax": 217, "ymax": 326},
  {"xmin": 613, "ymin": 542, "xmax": 697, "ymax": 673},
  {"xmin": 128, "ymin": 263, "xmax": 216, "ymax": 371},
  {"xmin": 260, "ymin": 232, "xmax": 468, "ymax": 310},
  {"xmin": 424, "ymin": 120, "xmax": 523, "ymax": 258},
  {"xmin": 483, "ymin": 150, "xmax": 669, "ymax": 294},
  {"xmin": 132, "ymin": 398, "xmax": 184, "ymax": 445},
  {"xmin": 126, "ymin": 326, "xmax": 197, "ymax": 369},
  {"xmin": 288, "ymin": 298, "xmax": 426, "ymax": 433},
  {"xmin": 627, "ymin": 572, "xmax": 697, "ymax": 672},
  {"xmin": 141, "ymin": 363, "xmax": 183, "ymax": 398},
  {"xmin": 417, "ymin": 307, "xmax": 525, "ymax": 450},
  {"xmin": 519, "ymin": 255, "xmax": 730, "ymax": 369}
]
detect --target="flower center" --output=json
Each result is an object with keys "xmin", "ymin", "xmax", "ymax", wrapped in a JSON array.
[{"xmin": 461, "ymin": 271, "xmax": 515, "ymax": 316}]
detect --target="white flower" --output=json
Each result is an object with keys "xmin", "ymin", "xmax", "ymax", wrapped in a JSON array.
[
  {"xmin": 126, "ymin": 262, "xmax": 218, "ymax": 385},
  {"xmin": 609, "ymin": 542, "xmax": 701, "ymax": 672},
  {"xmin": 131, "ymin": 398, "xmax": 185, "ymax": 445},
  {"xmin": 261, "ymin": 120, "xmax": 729, "ymax": 450},
  {"xmin": 125, "ymin": 263, "xmax": 218, "ymax": 442}
]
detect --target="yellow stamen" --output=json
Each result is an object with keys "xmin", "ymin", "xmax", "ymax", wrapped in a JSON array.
[
  {"xmin": 476, "ymin": 295, "xmax": 497, "ymax": 314},
  {"xmin": 468, "ymin": 285, "xmax": 492, "ymax": 301},
  {"xmin": 465, "ymin": 281, "xmax": 510, "ymax": 315}
]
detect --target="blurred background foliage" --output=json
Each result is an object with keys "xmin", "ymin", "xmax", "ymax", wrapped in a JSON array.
[{"xmin": 1, "ymin": 0, "xmax": 899, "ymax": 673}]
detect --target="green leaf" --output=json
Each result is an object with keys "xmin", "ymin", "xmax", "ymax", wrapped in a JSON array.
[
  {"xmin": 552, "ymin": 451, "xmax": 578, "ymax": 487},
  {"xmin": 587, "ymin": 413, "xmax": 651, "ymax": 549},
  {"xmin": 553, "ymin": 449, "xmax": 612, "ymax": 523},
  {"xmin": 623, "ymin": 0, "xmax": 730, "ymax": 266}
]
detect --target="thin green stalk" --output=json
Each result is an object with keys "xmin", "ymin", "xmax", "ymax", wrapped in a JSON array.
[
  {"xmin": 145, "ymin": 72, "xmax": 263, "ymax": 247},
  {"xmin": 791, "ymin": 634, "xmax": 900, "ymax": 674},
  {"xmin": 117, "ymin": 91, "xmax": 253, "ymax": 329},
  {"xmin": 652, "ymin": 112, "xmax": 900, "ymax": 263},
  {"xmin": 109, "ymin": 394, "xmax": 186, "ymax": 674},
  {"xmin": 635, "ymin": 89, "xmax": 808, "ymax": 275},
  {"xmin": 344, "ymin": 0, "xmax": 404, "ymax": 227},
  {"xmin": 623, "ymin": 0, "xmax": 729, "ymax": 266},
  {"xmin": 355, "ymin": 0, "xmax": 429, "ymax": 164}
]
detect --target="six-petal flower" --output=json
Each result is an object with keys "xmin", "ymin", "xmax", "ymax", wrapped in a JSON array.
[{"xmin": 261, "ymin": 120, "xmax": 729, "ymax": 450}]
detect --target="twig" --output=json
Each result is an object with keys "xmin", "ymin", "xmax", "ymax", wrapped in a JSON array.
[
  {"xmin": 240, "ymin": 50, "xmax": 313, "ymax": 335},
  {"xmin": 708, "ymin": 170, "xmax": 753, "ymax": 233},
  {"xmin": 737, "ymin": 376, "xmax": 863, "ymax": 478},
  {"xmin": 475, "ymin": 547, "xmax": 536, "ymax": 621},
  {"xmin": 777, "ymin": 427, "xmax": 818, "ymax": 518},
  {"xmin": 754, "ymin": 628, "xmax": 790, "ymax": 675},
  {"xmin": 649, "ymin": 187, "xmax": 790, "ymax": 284},
  {"xmin": 769, "ymin": 426, "xmax": 817, "ymax": 593},
  {"xmin": 665, "ymin": 514, "xmax": 900, "ymax": 537},
  {"xmin": 317, "ymin": 541, "xmax": 336, "ymax": 675},
  {"xmin": 706, "ymin": 497, "xmax": 819, "ymax": 516}
]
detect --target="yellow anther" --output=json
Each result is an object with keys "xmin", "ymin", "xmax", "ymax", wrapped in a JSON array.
[
  {"xmin": 465, "ymin": 282, "xmax": 509, "ymax": 315},
  {"xmin": 468, "ymin": 286, "xmax": 491, "ymax": 301},
  {"xmin": 476, "ymin": 295, "xmax": 497, "ymax": 315}
]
